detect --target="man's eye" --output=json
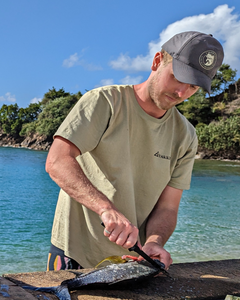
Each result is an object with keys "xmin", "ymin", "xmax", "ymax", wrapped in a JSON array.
[{"xmin": 190, "ymin": 85, "xmax": 198, "ymax": 90}]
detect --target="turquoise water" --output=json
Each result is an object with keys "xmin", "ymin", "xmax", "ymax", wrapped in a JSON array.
[
  {"xmin": 167, "ymin": 159, "xmax": 240, "ymax": 263},
  {"xmin": 0, "ymin": 147, "xmax": 240, "ymax": 275},
  {"xmin": 0, "ymin": 147, "xmax": 59, "ymax": 275}
]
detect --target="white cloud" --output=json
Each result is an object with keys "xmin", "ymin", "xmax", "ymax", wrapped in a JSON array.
[
  {"xmin": 110, "ymin": 5, "xmax": 240, "ymax": 73},
  {"xmin": 95, "ymin": 79, "xmax": 115, "ymax": 88},
  {"xmin": 30, "ymin": 97, "xmax": 42, "ymax": 104},
  {"xmin": 63, "ymin": 53, "xmax": 79, "ymax": 68},
  {"xmin": 119, "ymin": 75, "xmax": 143, "ymax": 85},
  {"xmin": 95, "ymin": 76, "xmax": 143, "ymax": 88},
  {"xmin": 63, "ymin": 52, "xmax": 102, "ymax": 70},
  {"xmin": 0, "ymin": 92, "xmax": 16, "ymax": 103}
]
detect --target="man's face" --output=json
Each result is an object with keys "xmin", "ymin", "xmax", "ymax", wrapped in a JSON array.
[{"xmin": 148, "ymin": 62, "xmax": 199, "ymax": 111}]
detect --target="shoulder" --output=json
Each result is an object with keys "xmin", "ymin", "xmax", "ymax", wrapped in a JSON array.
[
  {"xmin": 88, "ymin": 85, "xmax": 133, "ymax": 98},
  {"xmin": 84, "ymin": 85, "xmax": 134, "ymax": 112},
  {"xmin": 169, "ymin": 107, "xmax": 198, "ymax": 152},
  {"xmin": 171, "ymin": 107, "xmax": 196, "ymax": 137}
]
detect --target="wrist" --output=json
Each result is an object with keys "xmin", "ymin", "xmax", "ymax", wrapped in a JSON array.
[
  {"xmin": 100, "ymin": 208, "xmax": 110, "ymax": 216},
  {"xmin": 99, "ymin": 204, "xmax": 116, "ymax": 217},
  {"xmin": 145, "ymin": 235, "xmax": 164, "ymax": 248}
]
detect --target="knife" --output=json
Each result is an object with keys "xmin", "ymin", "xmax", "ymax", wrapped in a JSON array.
[
  {"xmin": 128, "ymin": 242, "xmax": 171, "ymax": 277},
  {"xmin": 101, "ymin": 222, "xmax": 170, "ymax": 276},
  {"xmin": 128, "ymin": 242, "xmax": 165, "ymax": 269}
]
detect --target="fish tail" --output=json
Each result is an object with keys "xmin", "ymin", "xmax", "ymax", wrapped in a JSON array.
[
  {"xmin": 22, "ymin": 285, "xmax": 71, "ymax": 300},
  {"xmin": 22, "ymin": 285, "xmax": 57, "ymax": 293}
]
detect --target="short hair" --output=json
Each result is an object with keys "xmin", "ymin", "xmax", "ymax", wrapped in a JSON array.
[{"xmin": 161, "ymin": 49, "xmax": 173, "ymax": 65}]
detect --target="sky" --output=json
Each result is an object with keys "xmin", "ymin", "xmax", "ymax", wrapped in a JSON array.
[{"xmin": 1, "ymin": 0, "xmax": 240, "ymax": 108}]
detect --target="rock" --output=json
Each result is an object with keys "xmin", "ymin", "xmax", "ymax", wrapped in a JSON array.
[
  {"xmin": 20, "ymin": 134, "xmax": 52, "ymax": 151},
  {"xmin": 0, "ymin": 130, "xmax": 53, "ymax": 151}
]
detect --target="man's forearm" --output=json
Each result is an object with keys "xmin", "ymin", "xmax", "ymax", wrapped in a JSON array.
[
  {"xmin": 145, "ymin": 185, "xmax": 182, "ymax": 247},
  {"xmin": 145, "ymin": 209, "xmax": 178, "ymax": 247},
  {"xmin": 46, "ymin": 138, "xmax": 114, "ymax": 216}
]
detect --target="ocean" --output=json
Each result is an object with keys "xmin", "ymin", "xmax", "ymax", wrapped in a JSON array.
[{"xmin": 0, "ymin": 147, "xmax": 240, "ymax": 275}]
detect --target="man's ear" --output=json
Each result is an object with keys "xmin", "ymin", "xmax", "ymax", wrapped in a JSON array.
[{"xmin": 151, "ymin": 52, "xmax": 164, "ymax": 71}]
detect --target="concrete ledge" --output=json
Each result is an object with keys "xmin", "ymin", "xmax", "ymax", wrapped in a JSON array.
[{"xmin": 1, "ymin": 259, "xmax": 240, "ymax": 300}]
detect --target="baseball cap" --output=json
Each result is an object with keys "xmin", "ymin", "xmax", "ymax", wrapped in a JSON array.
[{"xmin": 162, "ymin": 31, "xmax": 224, "ymax": 94}]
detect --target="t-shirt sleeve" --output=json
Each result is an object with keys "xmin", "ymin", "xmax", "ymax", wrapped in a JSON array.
[
  {"xmin": 168, "ymin": 134, "xmax": 198, "ymax": 190},
  {"xmin": 54, "ymin": 89, "xmax": 112, "ymax": 153}
]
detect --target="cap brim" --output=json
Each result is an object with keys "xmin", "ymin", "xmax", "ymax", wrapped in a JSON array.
[{"xmin": 172, "ymin": 59, "xmax": 211, "ymax": 94}]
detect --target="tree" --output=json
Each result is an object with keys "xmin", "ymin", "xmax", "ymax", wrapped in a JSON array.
[
  {"xmin": 22, "ymin": 103, "xmax": 42, "ymax": 122},
  {"xmin": 0, "ymin": 102, "xmax": 42, "ymax": 136},
  {"xmin": 177, "ymin": 64, "xmax": 237, "ymax": 126},
  {"xmin": 212, "ymin": 101, "xmax": 225, "ymax": 117},
  {"xmin": 41, "ymin": 87, "xmax": 71, "ymax": 106},
  {"xmin": 18, "ymin": 103, "xmax": 42, "ymax": 136},
  {"xmin": 0, "ymin": 104, "xmax": 20, "ymax": 135},
  {"xmin": 211, "ymin": 63, "xmax": 237, "ymax": 97},
  {"xmin": 196, "ymin": 116, "xmax": 240, "ymax": 153},
  {"xmin": 35, "ymin": 93, "xmax": 80, "ymax": 137},
  {"xmin": 177, "ymin": 90, "xmax": 216, "ymax": 126}
]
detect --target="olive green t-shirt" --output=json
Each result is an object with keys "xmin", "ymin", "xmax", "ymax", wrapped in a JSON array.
[{"xmin": 51, "ymin": 85, "xmax": 198, "ymax": 268}]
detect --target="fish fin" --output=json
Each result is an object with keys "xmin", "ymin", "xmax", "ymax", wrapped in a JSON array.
[
  {"xmin": 108, "ymin": 281, "xmax": 120, "ymax": 286},
  {"xmin": 54, "ymin": 285, "xmax": 71, "ymax": 300},
  {"xmin": 108, "ymin": 278, "xmax": 134, "ymax": 286},
  {"xmin": 95, "ymin": 256, "xmax": 127, "ymax": 268},
  {"xmin": 22, "ymin": 285, "xmax": 71, "ymax": 300},
  {"xmin": 121, "ymin": 255, "xmax": 139, "ymax": 261}
]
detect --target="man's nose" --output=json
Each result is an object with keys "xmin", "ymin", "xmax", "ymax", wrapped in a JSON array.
[{"xmin": 175, "ymin": 83, "xmax": 190, "ymax": 97}]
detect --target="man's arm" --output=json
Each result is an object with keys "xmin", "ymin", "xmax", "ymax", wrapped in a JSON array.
[
  {"xmin": 142, "ymin": 185, "xmax": 182, "ymax": 269},
  {"xmin": 46, "ymin": 136, "xmax": 138, "ymax": 248}
]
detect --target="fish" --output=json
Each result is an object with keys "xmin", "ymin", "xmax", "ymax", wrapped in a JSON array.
[{"xmin": 22, "ymin": 259, "xmax": 165, "ymax": 300}]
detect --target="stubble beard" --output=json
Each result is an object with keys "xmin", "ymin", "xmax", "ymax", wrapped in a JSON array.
[
  {"xmin": 148, "ymin": 69, "xmax": 177, "ymax": 111},
  {"xmin": 149, "ymin": 80, "xmax": 182, "ymax": 111},
  {"xmin": 149, "ymin": 86, "xmax": 178, "ymax": 111},
  {"xmin": 148, "ymin": 77, "xmax": 164, "ymax": 110}
]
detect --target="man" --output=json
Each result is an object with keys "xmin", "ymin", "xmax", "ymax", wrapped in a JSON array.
[{"xmin": 46, "ymin": 31, "xmax": 224, "ymax": 271}]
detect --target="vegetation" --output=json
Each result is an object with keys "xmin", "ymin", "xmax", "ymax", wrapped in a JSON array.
[
  {"xmin": 0, "ymin": 63, "xmax": 239, "ymax": 157},
  {"xmin": 196, "ymin": 116, "xmax": 240, "ymax": 153},
  {"xmin": 177, "ymin": 64, "xmax": 237, "ymax": 126},
  {"xmin": 0, "ymin": 103, "xmax": 41, "ymax": 136},
  {"xmin": 176, "ymin": 64, "xmax": 240, "ymax": 155},
  {"xmin": 0, "ymin": 88, "xmax": 81, "ymax": 138},
  {"xmin": 20, "ymin": 92, "xmax": 81, "ymax": 137}
]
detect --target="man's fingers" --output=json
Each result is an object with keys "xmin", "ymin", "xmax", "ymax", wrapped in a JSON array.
[
  {"xmin": 101, "ymin": 211, "xmax": 139, "ymax": 248},
  {"xmin": 112, "ymin": 227, "xmax": 138, "ymax": 249},
  {"xmin": 104, "ymin": 228, "xmax": 111, "ymax": 235},
  {"xmin": 104, "ymin": 223, "xmax": 138, "ymax": 249}
]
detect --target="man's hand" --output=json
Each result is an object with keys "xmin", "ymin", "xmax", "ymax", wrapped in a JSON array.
[
  {"xmin": 142, "ymin": 242, "xmax": 172, "ymax": 270},
  {"xmin": 101, "ymin": 209, "xmax": 139, "ymax": 249}
]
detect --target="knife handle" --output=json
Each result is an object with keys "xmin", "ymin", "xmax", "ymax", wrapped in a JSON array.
[{"xmin": 128, "ymin": 241, "xmax": 139, "ymax": 252}]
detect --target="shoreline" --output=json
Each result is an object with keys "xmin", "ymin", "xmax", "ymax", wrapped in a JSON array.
[
  {"xmin": 195, "ymin": 152, "xmax": 240, "ymax": 162},
  {"xmin": 1, "ymin": 143, "xmax": 240, "ymax": 163}
]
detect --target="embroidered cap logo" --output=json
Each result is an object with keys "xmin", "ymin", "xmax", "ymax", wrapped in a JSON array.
[{"xmin": 199, "ymin": 50, "xmax": 217, "ymax": 70}]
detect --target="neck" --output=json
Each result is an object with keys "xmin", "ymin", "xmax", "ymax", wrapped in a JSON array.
[{"xmin": 133, "ymin": 83, "xmax": 167, "ymax": 119}]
